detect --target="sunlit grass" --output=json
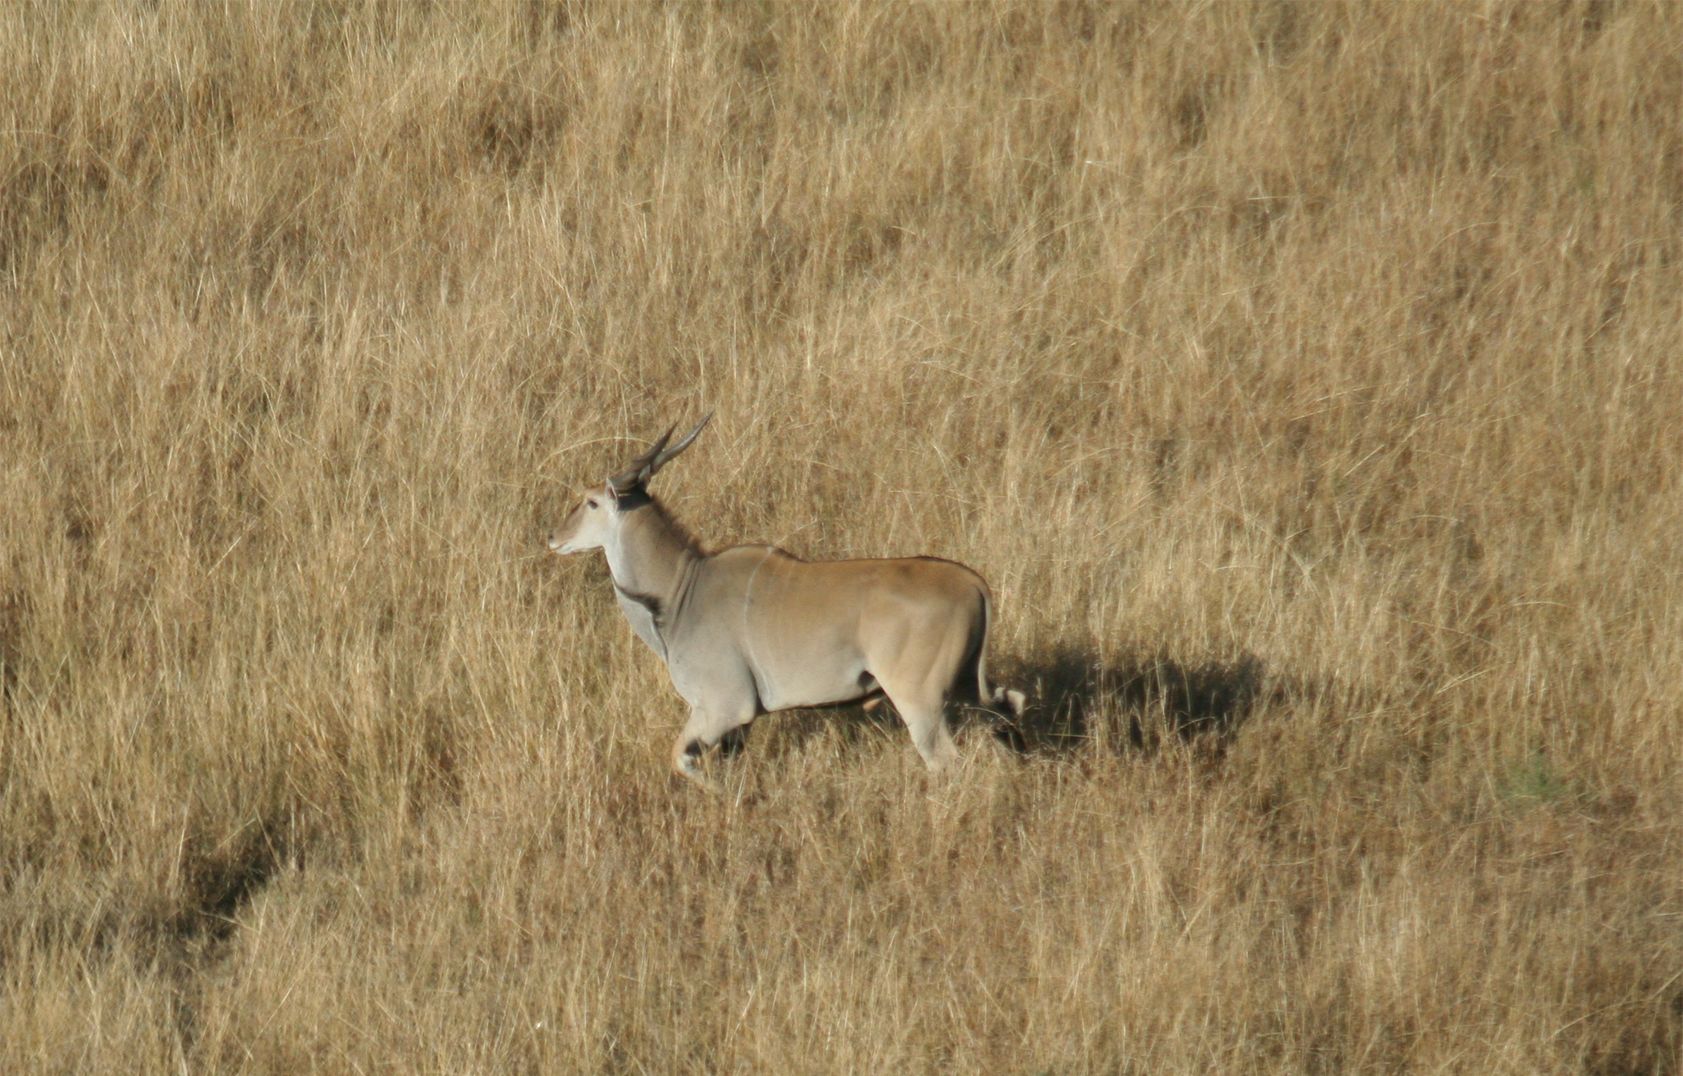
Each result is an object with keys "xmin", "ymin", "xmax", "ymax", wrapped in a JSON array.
[{"xmin": 1, "ymin": 1, "xmax": 1679, "ymax": 1071}]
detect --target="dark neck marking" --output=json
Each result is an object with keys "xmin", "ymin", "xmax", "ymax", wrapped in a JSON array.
[{"xmin": 612, "ymin": 580, "xmax": 665, "ymax": 624}]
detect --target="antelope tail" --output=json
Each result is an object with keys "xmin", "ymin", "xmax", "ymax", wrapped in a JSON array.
[{"xmin": 974, "ymin": 586, "xmax": 1025, "ymax": 718}]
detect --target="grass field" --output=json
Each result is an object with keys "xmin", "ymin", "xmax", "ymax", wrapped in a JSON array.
[{"xmin": 2, "ymin": 1, "xmax": 1680, "ymax": 1071}]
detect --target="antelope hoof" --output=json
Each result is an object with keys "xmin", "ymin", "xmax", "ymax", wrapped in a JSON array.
[{"xmin": 674, "ymin": 749, "xmax": 724, "ymax": 795}]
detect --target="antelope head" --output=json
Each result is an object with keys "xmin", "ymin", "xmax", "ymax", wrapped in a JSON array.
[{"xmin": 547, "ymin": 413, "xmax": 712, "ymax": 555}]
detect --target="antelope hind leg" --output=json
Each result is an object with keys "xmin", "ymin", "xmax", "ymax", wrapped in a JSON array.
[{"xmin": 878, "ymin": 679, "xmax": 959, "ymax": 772}]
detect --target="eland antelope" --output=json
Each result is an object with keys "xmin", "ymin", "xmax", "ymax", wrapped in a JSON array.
[{"xmin": 548, "ymin": 415, "xmax": 1025, "ymax": 789}]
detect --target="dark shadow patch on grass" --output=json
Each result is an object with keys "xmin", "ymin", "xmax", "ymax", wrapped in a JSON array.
[
  {"xmin": 0, "ymin": 588, "xmax": 26, "ymax": 715},
  {"xmin": 737, "ymin": 645, "xmax": 1288, "ymax": 766},
  {"xmin": 156, "ymin": 818, "xmax": 297, "ymax": 1060},
  {"xmin": 753, "ymin": 699, "xmax": 906, "ymax": 761},
  {"xmin": 167, "ymin": 823, "xmax": 290, "ymax": 956},
  {"xmin": 995, "ymin": 644, "xmax": 1276, "ymax": 756}
]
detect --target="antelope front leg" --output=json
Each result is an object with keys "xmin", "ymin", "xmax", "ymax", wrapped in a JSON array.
[
  {"xmin": 671, "ymin": 704, "xmax": 750, "ymax": 793},
  {"xmin": 672, "ymin": 739, "xmax": 722, "ymax": 794}
]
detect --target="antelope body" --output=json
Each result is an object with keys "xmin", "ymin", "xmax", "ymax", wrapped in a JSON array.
[{"xmin": 548, "ymin": 416, "xmax": 1023, "ymax": 789}]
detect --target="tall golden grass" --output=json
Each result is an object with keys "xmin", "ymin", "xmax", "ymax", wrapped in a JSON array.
[{"xmin": 2, "ymin": 1, "xmax": 1679, "ymax": 1070}]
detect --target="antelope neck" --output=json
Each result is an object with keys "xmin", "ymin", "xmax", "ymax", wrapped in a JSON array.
[{"xmin": 604, "ymin": 500, "xmax": 702, "ymax": 624}]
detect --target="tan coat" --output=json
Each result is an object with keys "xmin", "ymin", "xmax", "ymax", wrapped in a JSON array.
[{"xmin": 550, "ymin": 419, "xmax": 1021, "ymax": 789}]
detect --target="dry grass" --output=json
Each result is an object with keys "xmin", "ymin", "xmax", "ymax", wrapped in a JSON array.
[{"xmin": 2, "ymin": 1, "xmax": 1680, "ymax": 1071}]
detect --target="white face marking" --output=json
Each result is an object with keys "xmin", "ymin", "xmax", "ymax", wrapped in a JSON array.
[{"xmin": 548, "ymin": 488, "xmax": 618, "ymax": 555}]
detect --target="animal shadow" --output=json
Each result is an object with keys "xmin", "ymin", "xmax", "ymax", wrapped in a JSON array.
[
  {"xmin": 756, "ymin": 645, "xmax": 1273, "ymax": 762},
  {"xmin": 995, "ymin": 644, "xmax": 1271, "ymax": 756},
  {"xmin": 756, "ymin": 698, "xmax": 905, "ymax": 761}
]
